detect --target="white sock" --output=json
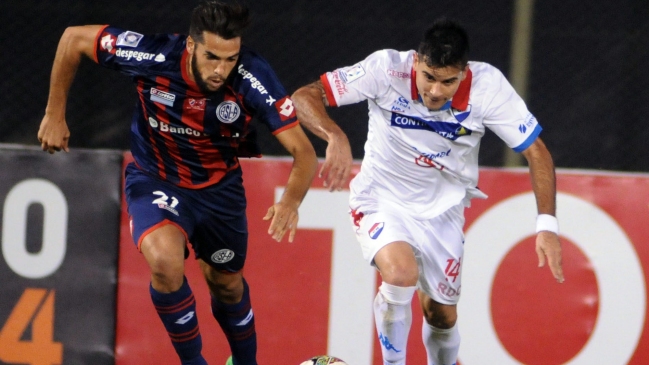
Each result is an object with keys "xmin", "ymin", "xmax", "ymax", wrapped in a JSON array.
[
  {"xmin": 422, "ymin": 321, "xmax": 460, "ymax": 365},
  {"xmin": 374, "ymin": 283, "xmax": 416, "ymax": 365}
]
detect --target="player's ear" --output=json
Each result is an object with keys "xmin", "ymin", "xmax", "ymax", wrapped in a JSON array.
[
  {"xmin": 186, "ymin": 36, "xmax": 195, "ymax": 54},
  {"xmin": 413, "ymin": 52, "xmax": 420, "ymax": 66}
]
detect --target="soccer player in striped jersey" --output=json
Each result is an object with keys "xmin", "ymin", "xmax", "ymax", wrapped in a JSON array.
[
  {"xmin": 38, "ymin": 2, "xmax": 317, "ymax": 364},
  {"xmin": 292, "ymin": 17, "xmax": 563, "ymax": 365}
]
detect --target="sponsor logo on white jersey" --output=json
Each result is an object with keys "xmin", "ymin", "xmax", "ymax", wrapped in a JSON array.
[
  {"xmin": 115, "ymin": 48, "xmax": 165, "ymax": 62},
  {"xmin": 391, "ymin": 96, "xmax": 411, "ymax": 112},
  {"xmin": 237, "ymin": 64, "xmax": 269, "ymax": 95},
  {"xmin": 390, "ymin": 113, "xmax": 472, "ymax": 140},
  {"xmin": 519, "ymin": 113, "xmax": 537, "ymax": 133},
  {"xmin": 116, "ymin": 31, "xmax": 144, "ymax": 47},
  {"xmin": 387, "ymin": 69, "xmax": 410, "ymax": 79}
]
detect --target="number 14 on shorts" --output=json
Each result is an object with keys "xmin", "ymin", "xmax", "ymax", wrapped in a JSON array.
[{"xmin": 445, "ymin": 258, "xmax": 461, "ymax": 283}]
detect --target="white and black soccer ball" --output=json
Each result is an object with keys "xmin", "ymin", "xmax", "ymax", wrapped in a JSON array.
[{"xmin": 299, "ymin": 355, "xmax": 348, "ymax": 365}]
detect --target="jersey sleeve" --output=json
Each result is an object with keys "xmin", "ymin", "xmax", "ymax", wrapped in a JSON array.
[
  {"xmin": 320, "ymin": 50, "xmax": 391, "ymax": 107},
  {"xmin": 481, "ymin": 67, "xmax": 542, "ymax": 153},
  {"xmin": 236, "ymin": 55, "xmax": 298, "ymax": 135},
  {"xmin": 94, "ymin": 26, "xmax": 170, "ymax": 77}
]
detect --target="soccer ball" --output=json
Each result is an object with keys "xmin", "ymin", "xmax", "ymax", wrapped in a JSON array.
[{"xmin": 299, "ymin": 355, "xmax": 348, "ymax": 365}]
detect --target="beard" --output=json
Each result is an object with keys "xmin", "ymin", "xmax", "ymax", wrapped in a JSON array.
[{"xmin": 191, "ymin": 55, "xmax": 221, "ymax": 95}]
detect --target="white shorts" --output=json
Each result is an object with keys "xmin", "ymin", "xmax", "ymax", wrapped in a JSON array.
[{"xmin": 350, "ymin": 203, "xmax": 466, "ymax": 305}]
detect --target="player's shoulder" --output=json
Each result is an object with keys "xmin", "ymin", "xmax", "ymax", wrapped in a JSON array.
[
  {"xmin": 364, "ymin": 49, "xmax": 413, "ymax": 68},
  {"xmin": 468, "ymin": 61, "xmax": 507, "ymax": 84},
  {"xmin": 467, "ymin": 61, "xmax": 511, "ymax": 96},
  {"xmin": 100, "ymin": 26, "xmax": 186, "ymax": 62},
  {"xmin": 233, "ymin": 46, "xmax": 286, "ymax": 102},
  {"xmin": 236, "ymin": 46, "xmax": 277, "ymax": 78}
]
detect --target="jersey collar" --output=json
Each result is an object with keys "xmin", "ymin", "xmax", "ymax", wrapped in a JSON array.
[{"xmin": 410, "ymin": 65, "xmax": 473, "ymax": 112}]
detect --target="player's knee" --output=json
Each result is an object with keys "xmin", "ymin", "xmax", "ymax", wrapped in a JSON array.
[
  {"xmin": 379, "ymin": 264, "xmax": 419, "ymax": 287},
  {"xmin": 423, "ymin": 306, "xmax": 457, "ymax": 329},
  {"xmin": 203, "ymin": 268, "xmax": 244, "ymax": 303}
]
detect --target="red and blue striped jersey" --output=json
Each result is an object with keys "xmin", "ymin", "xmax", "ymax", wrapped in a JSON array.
[{"xmin": 93, "ymin": 26, "xmax": 298, "ymax": 188}]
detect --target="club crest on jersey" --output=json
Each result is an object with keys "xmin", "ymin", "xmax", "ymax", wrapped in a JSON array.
[
  {"xmin": 116, "ymin": 31, "xmax": 144, "ymax": 47},
  {"xmin": 211, "ymin": 249, "xmax": 235, "ymax": 264},
  {"xmin": 368, "ymin": 222, "xmax": 385, "ymax": 240},
  {"xmin": 216, "ymin": 101, "xmax": 241, "ymax": 124}
]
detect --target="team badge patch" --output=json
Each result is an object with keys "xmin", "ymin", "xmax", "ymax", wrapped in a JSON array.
[
  {"xmin": 116, "ymin": 30, "xmax": 144, "ymax": 47},
  {"xmin": 216, "ymin": 101, "xmax": 241, "ymax": 124},
  {"xmin": 211, "ymin": 249, "xmax": 235, "ymax": 264},
  {"xmin": 368, "ymin": 222, "xmax": 385, "ymax": 240},
  {"xmin": 150, "ymin": 88, "xmax": 176, "ymax": 107},
  {"xmin": 341, "ymin": 64, "xmax": 365, "ymax": 83}
]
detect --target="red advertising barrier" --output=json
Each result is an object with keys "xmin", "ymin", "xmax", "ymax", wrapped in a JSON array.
[{"xmin": 115, "ymin": 157, "xmax": 649, "ymax": 365}]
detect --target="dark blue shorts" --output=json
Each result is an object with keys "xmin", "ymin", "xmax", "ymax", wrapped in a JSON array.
[{"xmin": 124, "ymin": 163, "xmax": 248, "ymax": 272}]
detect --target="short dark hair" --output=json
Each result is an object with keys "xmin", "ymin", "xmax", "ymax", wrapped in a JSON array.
[
  {"xmin": 418, "ymin": 18, "xmax": 469, "ymax": 69},
  {"xmin": 189, "ymin": 1, "xmax": 251, "ymax": 43}
]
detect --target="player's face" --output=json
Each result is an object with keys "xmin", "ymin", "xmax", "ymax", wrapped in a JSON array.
[
  {"xmin": 413, "ymin": 53, "xmax": 466, "ymax": 111},
  {"xmin": 187, "ymin": 31, "xmax": 241, "ymax": 93}
]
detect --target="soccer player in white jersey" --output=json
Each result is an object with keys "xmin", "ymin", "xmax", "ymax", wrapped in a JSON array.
[{"xmin": 292, "ymin": 18, "xmax": 564, "ymax": 365}]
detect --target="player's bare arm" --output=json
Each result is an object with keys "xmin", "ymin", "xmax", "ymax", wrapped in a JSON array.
[
  {"xmin": 521, "ymin": 137, "xmax": 564, "ymax": 283},
  {"xmin": 292, "ymin": 80, "xmax": 352, "ymax": 191},
  {"xmin": 38, "ymin": 25, "xmax": 104, "ymax": 153},
  {"xmin": 263, "ymin": 124, "xmax": 317, "ymax": 242}
]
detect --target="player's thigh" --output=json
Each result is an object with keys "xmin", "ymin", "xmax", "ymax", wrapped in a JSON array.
[
  {"xmin": 373, "ymin": 241, "xmax": 419, "ymax": 286},
  {"xmin": 124, "ymin": 163, "xmax": 194, "ymax": 253},
  {"xmin": 191, "ymin": 169, "xmax": 248, "ymax": 273},
  {"xmin": 417, "ymin": 204, "xmax": 465, "ymax": 306},
  {"xmin": 352, "ymin": 209, "xmax": 418, "ymax": 266}
]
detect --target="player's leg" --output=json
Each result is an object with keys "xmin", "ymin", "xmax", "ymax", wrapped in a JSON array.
[
  {"xmin": 191, "ymin": 167, "xmax": 255, "ymax": 365},
  {"xmin": 419, "ymin": 293, "xmax": 460, "ymax": 365},
  {"xmin": 141, "ymin": 225, "xmax": 206, "ymax": 365},
  {"xmin": 125, "ymin": 163, "xmax": 206, "ymax": 365},
  {"xmin": 200, "ymin": 263, "xmax": 257, "ymax": 365},
  {"xmin": 417, "ymin": 203, "xmax": 465, "ymax": 365},
  {"xmin": 373, "ymin": 241, "xmax": 419, "ymax": 365}
]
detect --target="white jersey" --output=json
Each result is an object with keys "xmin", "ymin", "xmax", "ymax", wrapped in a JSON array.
[{"xmin": 321, "ymin": 49, "xmax": 541, "ymax": 219}]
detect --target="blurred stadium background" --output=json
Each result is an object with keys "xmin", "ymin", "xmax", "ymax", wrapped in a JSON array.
[
  {"xmin": 1, "ymin": 1, "xmax": 649, "ymax": 365},
  {"xmin": 2, "ymin": 0, "xmax": 648, "ymax": 171}
]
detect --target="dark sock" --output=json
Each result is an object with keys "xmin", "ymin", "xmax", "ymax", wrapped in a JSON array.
[
  {"xmin": 150, "ymin": 277, "xmax": 207, "ymax": 365},
  {"xmin": 211, "ymin": 278, "xmax": 257, "ymax": 365}
]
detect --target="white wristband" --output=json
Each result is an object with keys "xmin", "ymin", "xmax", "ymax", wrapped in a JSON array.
[{"xmin": 536, "ymin": 214, "xmax": 559, "ymax": 234}]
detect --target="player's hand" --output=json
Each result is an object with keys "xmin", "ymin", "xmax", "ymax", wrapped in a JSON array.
[
  {"xmin": 320, "ymin": 133, "xmax": 352, "ymax": 191},
  {"xmin": 263, "ymin": 201, "xmax": 299, "ymax": 242},
  {"xmin": 535, "ymin": 231, "xmax": 564, "ymax": 283},
  {"xmin": 37, "ymin": 114, "xmax": 70, "ymax": 154}
]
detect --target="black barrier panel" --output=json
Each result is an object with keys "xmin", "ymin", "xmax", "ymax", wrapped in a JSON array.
[{"xmin": 0, "ymin": 144, "xmax": 123, "ymax": 365}]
